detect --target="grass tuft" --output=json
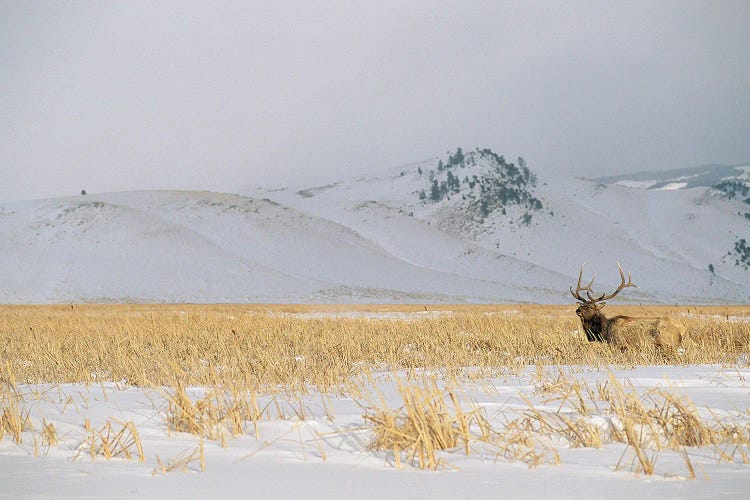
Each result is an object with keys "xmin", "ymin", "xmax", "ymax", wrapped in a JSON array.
[{"xmin": 363, "ymin": 377, "xmax": 490, "ymax": 470}]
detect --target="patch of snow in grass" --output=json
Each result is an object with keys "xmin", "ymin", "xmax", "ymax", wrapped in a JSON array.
[
  {"xmin": 274, "ymin": 311, "xmax": 454, "ymax": 320},
  {"xmin": 679, "ymin": 313, "xmax": 750, "ymax": 323},
  {"xmin": 1, "ymin": 365, "xmax": 750, "ymax": 498}
]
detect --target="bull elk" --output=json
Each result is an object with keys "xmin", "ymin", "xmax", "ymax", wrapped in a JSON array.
[{"xmin": 570, "ymin": 263, "xmax": 685, "ymax": 350}]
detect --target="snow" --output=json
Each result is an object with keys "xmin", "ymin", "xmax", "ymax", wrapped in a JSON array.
[
  {"xmin": 656, "ymin": 182, "xmax": 688, "ymax": 191},
  {"xmin": 614, "ymin": 180, "xmax": 658, "ymax": 189},
  {"xmin": 680, "ymin": 312, "xmax": 750, "ymax": 323},
  {"xmin": 2, "ymin": 365, "xmax": 749, "ymax": 498},
  {"xmin": 0, "ymin": 158, "xmax": 748, "ymax": 304},
  {"xmin": 596, "ymin": 164, "xmax": 748, "ymax": 191},
  {"xmin": 274, "ymin": 310, "xmax": 454, "ymax": 320},
  {"xmin": 251, "ymin": 162, "xmax": 750, "ymax": 304}
]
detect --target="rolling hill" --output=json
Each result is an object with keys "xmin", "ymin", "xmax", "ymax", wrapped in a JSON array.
[{"xmin": 1, "ymin": 151, "xmax": 748, "ymax": 303}]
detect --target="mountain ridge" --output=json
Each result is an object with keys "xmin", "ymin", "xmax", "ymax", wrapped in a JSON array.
[
  {"xmin": 1, "ymin": 154, "xmax": 748, "ymax": 304},
  {"xmin": 594, "ymin": 163, "xmax": 750, "ymax": 190}
]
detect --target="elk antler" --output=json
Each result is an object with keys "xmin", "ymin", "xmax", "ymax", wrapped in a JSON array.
[
  {"xmin": 569, "ymin": 263, "xmax": 596, "ymax": 302},
  {"xmin": 590, "ymin": 262, "xmax": 638, "ymax": 302}
]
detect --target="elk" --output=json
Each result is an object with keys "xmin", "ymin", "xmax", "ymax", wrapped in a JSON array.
[{"xmin": 570, "ymin": 263, "xmax": 685, "ymax": 350}]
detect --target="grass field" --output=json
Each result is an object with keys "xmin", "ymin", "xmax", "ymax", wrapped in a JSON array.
[
  {"xmin": 1, "ymin": 304, "xmax": 749, "ymax": 386},
  {"xmin": 1, "ymin": 304, "xmax": 749, "ymax": 497}
]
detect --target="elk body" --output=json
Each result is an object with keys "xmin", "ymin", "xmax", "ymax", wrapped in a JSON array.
[{"xmin": 570, "ymin": 263, "xmax": 685, "ymax": 350}]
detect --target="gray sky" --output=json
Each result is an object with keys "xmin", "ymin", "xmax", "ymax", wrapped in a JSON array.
[{"xmin": 2, "ymin": 1, "xmax": 749, "ymax": 202}]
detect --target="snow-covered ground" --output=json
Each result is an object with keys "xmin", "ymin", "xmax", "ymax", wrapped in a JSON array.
[
  {"xmin": 1, "ymin": 365, "xmax": 749, "ymax": 499},
  {"xmin": 0, "ymin": 157, "xmax": 748, "ymax": 304},
  {"xmin": 253, "ymin": 159, "xmax": 749, "ymax": 303}
]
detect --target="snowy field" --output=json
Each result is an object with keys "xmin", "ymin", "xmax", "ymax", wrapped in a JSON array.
[
  {"xmin": 2, "ymin": 304, "xmax": 748, "ymax": 499},
  {"xmin": 2, "ymin": 365, "xmax": 749, "ymax": 499}
]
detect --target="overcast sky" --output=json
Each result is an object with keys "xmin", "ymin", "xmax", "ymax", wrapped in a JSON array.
[{"xmin": 2, "ymin": 1, "xmax": 749, "ymax": 202}]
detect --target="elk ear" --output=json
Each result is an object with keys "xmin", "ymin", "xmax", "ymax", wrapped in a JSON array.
[{"xmin": 597, "ymin": 302, "xmax": 607, "ymax": 309}]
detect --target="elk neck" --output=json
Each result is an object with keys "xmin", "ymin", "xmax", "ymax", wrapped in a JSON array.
[{"xmin": 582, "ymin": 312, "xmax": 606, "ymax": 342}]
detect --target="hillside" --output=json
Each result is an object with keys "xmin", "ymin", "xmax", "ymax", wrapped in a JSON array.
[
  {"xmin": 1, "ymin": 153, "xmax": 748, "ymax": 304},
  {"xmin": 595, "ymin": 163, "xmax": 750, "ymax": 191},
  {"xmin": 594, "ymin": 163, "xmax": 750, "ymax": 271},
  {"xmin": 0, "ymin": 190, "xmax": 566, "ymax": 303},
  {"xmin": 252, "ymin": 152, "xmax": 749, "ymax": 303}
]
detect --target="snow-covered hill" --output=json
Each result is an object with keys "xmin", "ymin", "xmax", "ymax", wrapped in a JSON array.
[
  {"xmin": 1, "ymin": 152, "xmax": 748, "ymax": 303},
  {"xmin": 0, "ymin": 190, "xmax": 567, "ymax": 303},
  {"xmin": 595, "ymin": 163, "xmax": 750, "ymax": 191},
  {"xmin": 250, "ymin": 151, "xmax": 750, "ymax": 304}
]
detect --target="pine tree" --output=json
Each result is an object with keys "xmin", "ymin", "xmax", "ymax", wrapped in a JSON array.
[{"xmin": 430, "ymin": 179, "xmax": 441, "ymax": 201}]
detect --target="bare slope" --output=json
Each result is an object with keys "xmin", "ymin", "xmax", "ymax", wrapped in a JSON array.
[
  {"xmin": 0, "ymin": 191, "xmax": 564, "ymax": 303},
  {"xmin": 2, "ymin": 154, "xmax": 748, "ymax": 303},
  {"xmin": 254, "ymin": 153, "xmax": 749, "ymax": 303}
]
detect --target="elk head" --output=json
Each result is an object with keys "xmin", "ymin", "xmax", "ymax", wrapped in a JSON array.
[{"xmin": 570, "ymin": 262, "xmax": 637, "ymax": 341}]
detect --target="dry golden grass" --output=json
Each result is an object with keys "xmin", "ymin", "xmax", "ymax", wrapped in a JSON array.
[
  {"xmin": 41, "ymin": 418, "xmax": 58, "ymax": 448},
  {"xmin": 363, "ymin": 376, "xmax": 492, "ymax": 469},
  {"xmin": 0, "ymin": 304, "xmax": 748, "ymax": 387},
  {"xmin": 153, "ymin": 439, "xmax": 206, "ymax": 475},
  {"xmin": 358, "ymin": 366, "xmax": 750, "ymax": 474},
  {"xmin": 508, "ymin": 368, "xmax": 750, "ymax": 476},
  {"xmin": 75, "ymin": 418, "xmax": 145, "ymax": 463},
  {"xmin": 0, "ymin": 383, "xmax": 32, "ymax": 444},
  {"xmin": 164, "ymin": 380, "xmax": 269, "ymax": 443},
  {"xmin": 1, "ymin": 304, "xmax": 749, "ymax": 477}
]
